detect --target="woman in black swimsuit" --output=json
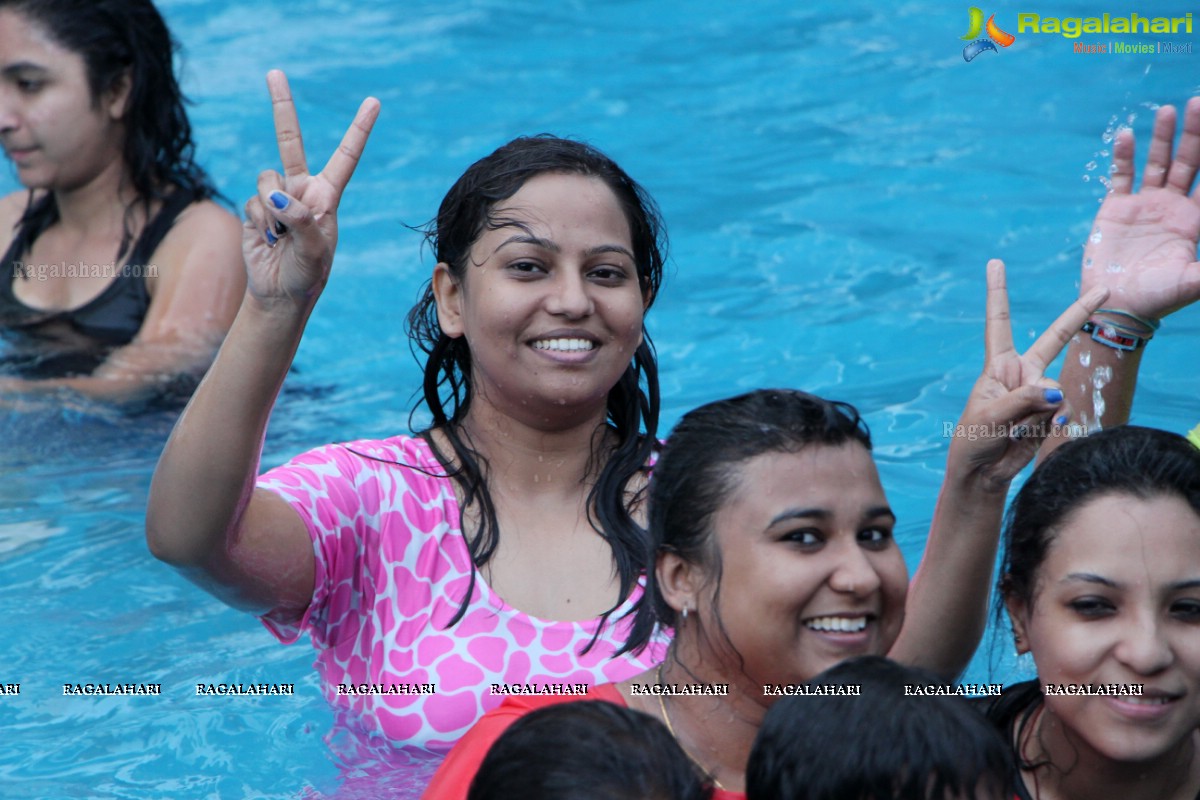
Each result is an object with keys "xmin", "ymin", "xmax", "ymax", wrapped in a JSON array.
[{"xmin": 0, "ymin": 0, "xmax": 243, "ymax": 402}]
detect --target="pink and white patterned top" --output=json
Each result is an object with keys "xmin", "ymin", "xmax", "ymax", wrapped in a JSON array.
[{"xmin": 257, "ymin": 435, "xmax": 667, "ymax": 764}]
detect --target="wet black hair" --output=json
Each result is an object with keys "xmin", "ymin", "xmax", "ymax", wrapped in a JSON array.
[
  {"xmin": 467, "ymin": 701, "xmax": 712, "ymax": 800},
  {"xmin": 621, "ymin": 388, "xmax": 873, "ymax": 656},
  {"xmin": 405, "ymin": 135, "xmax": 667, "ymax": 629},
  {"xmin": 2, "ymin": 0, "xmax": 216, "ymax": 258},
  {"xmin": 746, "ymin": 656, "xmax": 1013, "ymax": 800},
  {"xmin": 1000, "ymin": 425, "xmax": 1200, "ymax": 610}
]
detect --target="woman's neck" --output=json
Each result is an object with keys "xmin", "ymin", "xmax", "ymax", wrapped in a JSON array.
[
  {"xmin": 1022, "ymin": 702, "xmax": 1200, "ymax": 800},
  {"xmin": 621, "ymin": 641, "xmax": 768, "ymax": 793},
  {"xmin": 453, "ymin": 392, "xmax": 615, "ymax": 498},
  {"xmin": 50, "ymin": 157, "xmax": 137, "ymax": 237}
]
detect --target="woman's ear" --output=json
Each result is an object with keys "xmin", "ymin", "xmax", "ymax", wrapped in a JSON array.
[
  {"xmin": 656, "ymin": 549, "xmax": 702, "ymax": 620},
  {"xmin": 432, "ymin": 262, "xmax": 465, "ymax": 338},
  {"xmin": 1004, "ymin": 590, "xmax": 1032, "ymax": 655},
  {"xmin": 104, "ymin": 69, "xmax": 133, "ymax": 121}
]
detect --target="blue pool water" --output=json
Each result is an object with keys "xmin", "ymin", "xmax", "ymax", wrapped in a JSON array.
[{"xmin": 2, "ymin": 0, "xmax": 1197, "ymax": 796}]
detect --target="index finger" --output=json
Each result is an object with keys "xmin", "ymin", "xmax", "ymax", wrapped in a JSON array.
[
  {"xmin": 984, "ymin": 259, "xmax": 1014, "ymax": 361},
  {"xmin": 1022, "ymin": 285, "xmax": 1109, "ymax": 374},
  {"xmin": 318, "ymin": 96, "xmax": 381, "ymax": 201},
  {"xmin": 268, "ymin": 70, "xmax": 309, "ymax": 178}
]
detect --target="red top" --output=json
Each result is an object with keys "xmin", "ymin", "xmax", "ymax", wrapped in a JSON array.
[{"xmin": 421, "ymin": 682, "xmax": 744, "ymax": 800}]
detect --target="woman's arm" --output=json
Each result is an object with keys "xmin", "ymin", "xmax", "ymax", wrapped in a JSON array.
[
  {"xmin": 146, "ymin": 71, "xmax": 379, "ymax": 614},
  {"xmin": 0, "ymin": 201, "xmax": 246, "ymax": 404},
  {"xmin": 889, "ymin": 261, "xmax": 1106, "ymax": 678},
  {"xmin": 1047, "ymin": 98, "xmax": 1200, "ymax": 452}
]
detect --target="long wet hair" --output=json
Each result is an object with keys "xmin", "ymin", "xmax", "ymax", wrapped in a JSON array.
[
  {"xmin": 3, "ymin": 0, "xmax": 215, "ymax": 257},
  {"xmin": 405, "ymin": 135, "xmax": 666, "ymax": 628},
  {"xmin": 621, "ymin": 389, "xmax": 873, "ymax": 657}
]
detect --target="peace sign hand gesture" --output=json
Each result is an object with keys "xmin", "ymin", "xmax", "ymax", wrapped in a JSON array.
[
  {"xmin": 242, "ymin": 70, "xmax": 381, "ymax": 312},
  {"xmin": 952, "ymin": 260, "xmax": 1108, "ymax": 491}
]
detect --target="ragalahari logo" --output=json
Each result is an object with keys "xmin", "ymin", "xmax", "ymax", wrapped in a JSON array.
[{"xmin": 961, "ymin": 7, "xmax": 1015, "ymax": 61}]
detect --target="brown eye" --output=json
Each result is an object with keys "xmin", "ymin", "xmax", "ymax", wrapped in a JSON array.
[
  {"xmin": 1171, "ymin": 600, "xmax": 1200, "ymax": 621},
  {"xmin": 781, "ymin": 529, "xmax": 822, "ymax": 547},
  {"xmin": 1068, "ymin": 598, "xmax": 1114, "ymax": 617},
  {"xmin": 857, "ymin": 528, "xmax": 891, "ymax": 549}
]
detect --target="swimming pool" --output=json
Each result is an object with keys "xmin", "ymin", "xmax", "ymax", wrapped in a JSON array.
[{"xmin": 2, "ymin": 0, "xmax": 1197, "ymax": 796}]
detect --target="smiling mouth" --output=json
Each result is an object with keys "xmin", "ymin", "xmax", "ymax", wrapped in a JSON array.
[
  {"xmin": 531, "ymin": 337, "xmax": 596, "ymax": 353},
  {"xmin": 1122, "ymin": 693, "xmax": 1179, "ymax": 706},
  {"xmin": 804, "ymin": 616, "xmax": 870, "ymax": 633}
]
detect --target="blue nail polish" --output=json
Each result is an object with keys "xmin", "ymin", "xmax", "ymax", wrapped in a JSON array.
[
  {"xmin": 265, "ymin": 227, "xmax": 278, "ymax": 246},
  {"xmin": 1055, "ymin": 415, "xmax": 1069, "ymax": 426},
  {"xmin": 269, "ymin": 191, "xmax": 289, "ymax": 210},
  {"xmin": 1043, "ymin": 388, "xmax": 1063, "ymax": 404}
]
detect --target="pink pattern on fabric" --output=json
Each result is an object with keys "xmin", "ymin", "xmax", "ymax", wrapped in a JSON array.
[{"xmin": 257, "ymin": 435, "xmax": 667, "ymax": 765}]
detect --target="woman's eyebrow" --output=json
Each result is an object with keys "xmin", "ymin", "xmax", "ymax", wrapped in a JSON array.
[
  {"xmin": 769, "ymin": 508, "xmax": 829, "ymax": 526},
  {"xmin": 2, "ymin": 63, "xmax": 48, "ymax": 78},
  {"xmin": 494, "ymin": 235, "xmax": 634, "ymax": 261},
  {"xmin": 1062, "ymin": 572, "xmax": 1119, "ymax": 588}
]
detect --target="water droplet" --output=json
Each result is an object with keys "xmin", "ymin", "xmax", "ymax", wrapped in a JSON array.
[
  {"xmin": 1082, "ymin": 175, "xmax": 1091, "ymax": 183},
  {"xmin": 1079, "ymin": 350, "xmax": 1091, "ymax": 367},
  {"xmin": 1084, "ymin": 258, "xmax": 1093, "ymax": 269},
  {"xmin": 1090, "ymin": 230, "xmax": 1102, "ymax": 244},
  {"xmin": 1085, "ymin": 160, "xmax": 1098, "ymax": 171},
  {"xmin": 1106, "ymin": 262, "xmax": 1122, "ymax": 274}
]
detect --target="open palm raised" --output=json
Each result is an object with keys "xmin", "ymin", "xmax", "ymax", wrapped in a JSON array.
[{"xmin": 1081, "ymin": 97, "xmax": 1200, "ymax": 321}]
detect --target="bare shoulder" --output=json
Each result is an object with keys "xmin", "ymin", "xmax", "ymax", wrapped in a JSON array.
[
  {"xmin": 151, "ymin": 198, "xmax": 244, "ymax": 279},
  {"xmin": 168, "ymin": 199, "xmax": 243, "ymax": 244}
]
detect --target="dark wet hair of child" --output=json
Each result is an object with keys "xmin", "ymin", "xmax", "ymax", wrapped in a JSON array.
[
  {"xmin": 465, "ymin": 700, "xmax": 713, "ymax": 800},
  {"xmin": 745, "ymin": 656, "xmax": 1014, "ymax": 800}
]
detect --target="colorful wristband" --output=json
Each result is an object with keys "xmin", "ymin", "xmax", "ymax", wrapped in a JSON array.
[{"xmin": 1081, "ymin": 320, "xmax": 1148, "ymax": 351}]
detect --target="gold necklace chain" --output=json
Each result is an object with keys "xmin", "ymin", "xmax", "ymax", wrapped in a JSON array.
[{"xmin": 655, "ymin": 663, "xmax": 728, "ymax": 791}]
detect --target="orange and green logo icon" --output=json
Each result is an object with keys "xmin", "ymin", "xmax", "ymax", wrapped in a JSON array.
[{"xmin": 962, "ymin": 7, "xmax": 1015, "ymax": 61}]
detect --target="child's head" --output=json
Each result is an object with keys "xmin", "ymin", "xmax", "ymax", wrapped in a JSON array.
[
  {"xmin": 746, "ymin": 656, "xmax": 1013, "ymax": 800},
  {"xmin": 467, "ymin": 700, "xmax": 712, "ymax": 800}
]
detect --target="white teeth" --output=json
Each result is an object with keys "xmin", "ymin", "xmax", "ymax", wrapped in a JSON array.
[
  {"xmin": 533, "ymin": 338, "xmax": 595, "ymax": 352},
  {"xmin": 1125, "ymin": 696, "xmax": 1171, "ymax": 705},
  {"xmin": 804, "ymin": 616, "xmax": 868, "ymax": 633}
]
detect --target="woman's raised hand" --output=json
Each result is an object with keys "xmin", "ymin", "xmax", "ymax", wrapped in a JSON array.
[
  {"xmin": 1081, "ymin": 97, "xmax": 1200, "ymax": 320},
  {"xmin": 242, "ymin": 70, "xmax": 380, "ymax": 310},
  {"xmin": 952, "ymin": 260, "xmax": 1107, "ymax": 489}
]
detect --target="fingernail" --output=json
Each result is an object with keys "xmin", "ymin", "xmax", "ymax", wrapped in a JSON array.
[
  {"xmin": 269, "ymin": 191, "xmax": 289, "ymax": 210},
  {"xmin": 1055, "ymin": 415, "xmax": 1069, "ymax": 426},
  {"xmin": 1043, "ymin": 388, "xmax": 1064, "ymax": 404},
  {"xmin": 265, "ymin": 227, "xmax": 278, "ymax": 246}
]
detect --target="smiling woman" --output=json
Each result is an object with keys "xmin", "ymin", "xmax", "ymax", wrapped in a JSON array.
[
  {"xmin": 0, "ymin": 0, "xmax": 243, "ymax": 403},
  {"xmin": 988, "ymin": 426, "xmax": 1200, "ymax": 800},
  {"xmin": 147, "ymin": 105, "xmax": 671, "ymax": 767}
]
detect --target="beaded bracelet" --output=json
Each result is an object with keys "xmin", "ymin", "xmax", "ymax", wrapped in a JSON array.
[{"xmin": 1094, "ymin": 308, "xmax": 1161, "ymax": 334}]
